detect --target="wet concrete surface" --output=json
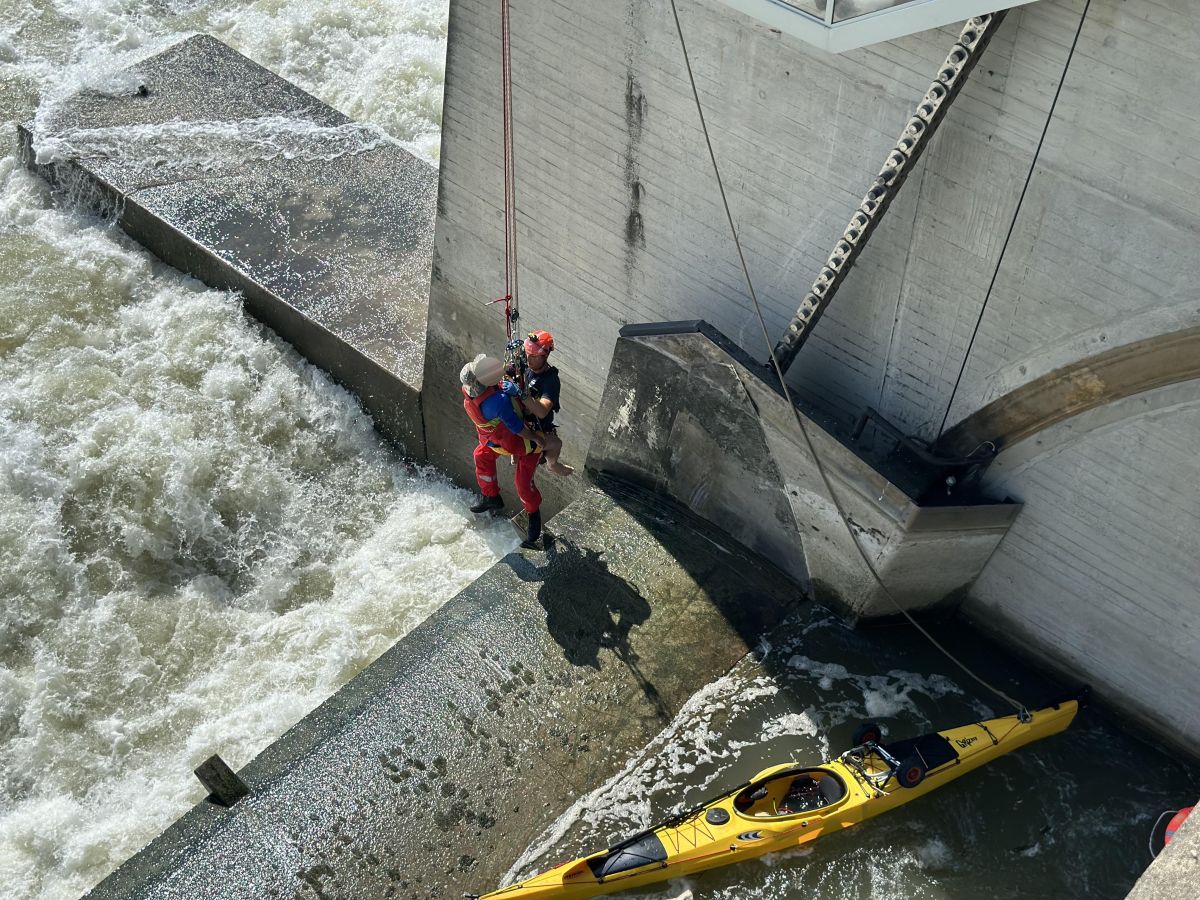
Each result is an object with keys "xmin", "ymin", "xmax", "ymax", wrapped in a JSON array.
[
  {"xmin": 84, "ymin": 478, "xmax": 801, "ymax": 898},
  {"xmin": 1127, "ymin": 812, "xmax": 1200, "ymax": 899},
  {"xmin": 19, "ymin": 35, "xmax": 433, "ymax": 453}
]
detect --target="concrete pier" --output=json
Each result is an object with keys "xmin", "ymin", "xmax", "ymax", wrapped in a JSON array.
[
  {"xmin": 1127, "ymin": 812, "xmax": 1200, "ymax": 900},
  {"xmin": 84, "ymin": 479, "xmax": 797, "ymax": 899},
  {"xmin": 586, "ymin": 321, "xmax": 1020, "ymax": 619},
  {"xmin": 18, "ymin": 35, "xmax": 435, "ymax": 455}
]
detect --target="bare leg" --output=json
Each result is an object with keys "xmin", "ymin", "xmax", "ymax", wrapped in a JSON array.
[{"xmin": 542, "ymin": 432, "xmax": 574, "ymax": 476}]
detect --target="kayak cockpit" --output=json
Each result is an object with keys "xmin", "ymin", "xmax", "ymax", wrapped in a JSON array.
[{"xmin": 734, "ymin": 767, "xmax": 847, "ymax": 818}]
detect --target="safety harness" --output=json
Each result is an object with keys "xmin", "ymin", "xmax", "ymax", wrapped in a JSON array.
[{"xmin": 462, "ymin": 384, "xmax": 538, "ymax": 456}]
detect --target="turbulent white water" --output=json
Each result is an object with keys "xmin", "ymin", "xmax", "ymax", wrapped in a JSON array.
[{"xmin": 0, "ymin": 3, "xmax": 497, "ymax": 899}]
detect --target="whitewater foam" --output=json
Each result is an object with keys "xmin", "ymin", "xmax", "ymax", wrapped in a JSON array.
[
  {"xmin": 33, "ymin": 115, "xmax": 395, "ymax": 169},
  {"xmin": 1, "ymin": 3, "xmax": 459, "ymax": 896},
  {"xmin": 0, "ymin": 154, "xmax": 504, "ymax": 897}
]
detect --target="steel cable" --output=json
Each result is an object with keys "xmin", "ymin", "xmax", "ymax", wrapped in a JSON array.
[{"xmin": 667, "ymin": 0, "xmax": 1029, "ymax": 718}]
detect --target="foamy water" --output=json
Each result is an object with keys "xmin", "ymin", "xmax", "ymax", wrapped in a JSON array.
[
  {"xmin": 0, "ymin": 3, "xmax": 484, "ymax": 898},
  {"xmin": 32, "ymin": 116, "xmax": 396, "ymax": 170}
]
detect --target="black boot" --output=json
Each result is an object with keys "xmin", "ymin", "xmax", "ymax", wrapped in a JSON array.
[
  {"xmin": 520, "ymin": 510, "xmax": 542, "ymax": 550},
  {"xmin": 470, "ymin": 494, "xmax": 504, "ymax": 514}
]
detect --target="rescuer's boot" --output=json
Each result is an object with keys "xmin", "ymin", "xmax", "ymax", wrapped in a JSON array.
[
  {"xmin": 520, "ymin": 510, "xmax": 542, "ymax": 550},
  {"xmin": 470, "ymin": 494, "xmax": 504, "ymax": 514}
]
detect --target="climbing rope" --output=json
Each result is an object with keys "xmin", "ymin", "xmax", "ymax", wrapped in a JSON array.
[
  {"xmin": 667, "ymin": 0, "xmax": 1030, "ymax": 720},
  {"xmin": 482, "ymin": 0, "xmax": 527, "ymax": 384},
  {"xmin": 499, "ymin": 0, "xmax": 519, "ymax": 339}
]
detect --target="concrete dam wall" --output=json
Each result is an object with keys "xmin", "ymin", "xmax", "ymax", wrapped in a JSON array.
[
  {"xmin": 425, "ymin": 0, "xmax": 1200, "ymax": 750},
  {"xmin": 27, "ymin": 7, "xmax": 1196, "ymax": 757}
]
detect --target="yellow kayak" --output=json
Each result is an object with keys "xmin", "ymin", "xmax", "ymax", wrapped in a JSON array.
[{"xmin": 473, "ymin": 698, "xmax": 1080, "ymax": 899}]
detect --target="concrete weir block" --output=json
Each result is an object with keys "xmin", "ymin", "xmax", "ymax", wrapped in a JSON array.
[
  {"xmin": 1126, "ymin": 808, "xmax": 1200, "ymax": 900},
  {"xmin": 18, "ymin": 34, "xmax": 434, "ymax": 455},
  {"xmin": 84, "ymin": 479, "xmax": 797, "ymax": 898},
  {"xmin": 587, "ymin": 322, "xmax": 1021, "ymax": 620}
]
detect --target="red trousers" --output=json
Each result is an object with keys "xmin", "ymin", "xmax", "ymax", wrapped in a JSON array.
[{"xmin": 474, "ymin": 438, "xmax": 542, "ymax": 513}]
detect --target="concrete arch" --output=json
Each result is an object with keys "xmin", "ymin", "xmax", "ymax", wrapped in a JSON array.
[
  {"xmin": 983, "ymin": 379, "xmax": 1200, "ymax": 485},
  {"xmin": 936, "ymin": 301, "xmax": 1200, "ymax": 457},
  {"xmin": 965, "ymin": 383, "xmax": 1200, "ymax": 751}
]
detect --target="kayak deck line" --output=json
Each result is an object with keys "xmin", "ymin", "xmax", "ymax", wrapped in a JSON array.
[{"xmin": 471, "ymin": 698, "xmax": 1081, "ymax": 899}]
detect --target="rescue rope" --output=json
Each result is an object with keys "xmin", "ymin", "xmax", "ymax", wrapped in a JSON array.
[
  {"xmin": 500, "ymin": 0, "xmax": 519, "ymax": 338},
  {"xmin": 1149, "ymin": 810, "xmax": 1175, "ymax": 859},
  {"xmin": 666, "ymin": 0, "xmax": 1030, "ymax": 720}
]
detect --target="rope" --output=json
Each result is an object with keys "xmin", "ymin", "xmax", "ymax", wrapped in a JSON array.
[
  {"xmin": 500, "ymin": 0, "xmax": 519, "ymax": 338},
  {"xmin": 936, "ymin": 0, "xmax": 1092, "ymax": 439},
  {"xmin": 667, "ymin": 0, "xmax": 1029, "ymax": 719},
  {"xmin": 1149, "ymin": 810, "xmax": 1175, "ymax": 860}
]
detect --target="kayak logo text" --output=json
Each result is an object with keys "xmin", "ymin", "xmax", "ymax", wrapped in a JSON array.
[{"xmin": 955, "ymin": 736, "xmax": 979, "ymax": 749}]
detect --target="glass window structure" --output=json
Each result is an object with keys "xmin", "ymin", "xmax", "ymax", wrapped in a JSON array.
[{"xmin": 714, "ymin": 0, "xmax": 1033, "ymax": 53}]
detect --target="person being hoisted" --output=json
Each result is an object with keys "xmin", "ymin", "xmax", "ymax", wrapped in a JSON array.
[
  {"xmin": 517, "ymin": 331, "xmax": 573, "ymax": 477},
  {"xmin": 461, "ymin": 353, "xmax": 546, "ymax": 549}
]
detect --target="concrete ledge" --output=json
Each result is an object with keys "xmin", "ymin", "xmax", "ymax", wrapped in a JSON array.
[
  {"xmin": 85, "ymin": 478, "xmax": 798, "ymax": 898},
  {"xmin": 19, "ymin": 35, "xmax": 434, "ymax": 455},
  {"xmin": 1126, "ymin": 809, "xmax": 1200, "ymax": 900},
  {"xmin": 587, "ymin": 322, "xmax": 1021, "ymax": 619}
]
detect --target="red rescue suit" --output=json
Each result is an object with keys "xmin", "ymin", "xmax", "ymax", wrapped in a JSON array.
[{"xmin": 463, "ymin": 385, "xmax": 542, "ymax": 514}]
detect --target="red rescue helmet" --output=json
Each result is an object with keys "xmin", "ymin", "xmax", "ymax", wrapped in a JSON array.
[{"xmin": 524, "ymin": 330, "xmax": 555, "ymax": 358}]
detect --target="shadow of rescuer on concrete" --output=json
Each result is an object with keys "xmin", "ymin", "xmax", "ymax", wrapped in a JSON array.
[{"xmin": 461, "ymin": 354, "xmax": 546, "ymax": 548}]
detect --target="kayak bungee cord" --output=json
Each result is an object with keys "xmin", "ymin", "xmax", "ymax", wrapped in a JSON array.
[{"xmin": 666, "ymin": 0, "xmax": 1030, "ymax": 721}]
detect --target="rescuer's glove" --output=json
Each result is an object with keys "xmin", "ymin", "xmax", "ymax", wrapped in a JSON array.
[{"xmin": 499, "ymin": 379, "xmax": 521, "ymax": 398}]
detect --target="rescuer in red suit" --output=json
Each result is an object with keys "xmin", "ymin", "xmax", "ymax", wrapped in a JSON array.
[{"xmin": 461, "ymin": 354, "xmax": 546, "ymax": 548}]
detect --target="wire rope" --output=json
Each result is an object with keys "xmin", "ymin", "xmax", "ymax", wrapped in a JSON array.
[
  {"xmin": 500, "ymin": 0, "xmax": 519, "ymax": 336},
  {"xmin": 936, "ymin": 0, "xmax": 1092, "ymax": 439},
  {"xmin": 667, "ymin": 0, "xmax": 1029, "ymax": 718}
]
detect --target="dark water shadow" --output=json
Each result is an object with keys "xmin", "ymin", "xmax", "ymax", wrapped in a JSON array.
[{"xmin": 588, "ymin": 475, "xmax": 1079, "ymax": 744}]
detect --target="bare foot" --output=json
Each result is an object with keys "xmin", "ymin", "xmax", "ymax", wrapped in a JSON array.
[{"xmin": 549, "ymin": 461, "xmax": 575, "ymax": 476}]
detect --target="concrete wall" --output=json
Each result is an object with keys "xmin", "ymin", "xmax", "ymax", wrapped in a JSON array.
[
  {"xmin": 586, "ymin": 323, "xmax": 1019, "ymax": 620},
  {"xmin": 965, "ymin": 381, "xmax": 1200, "ymax": 747},
  {"xmin": 427, "ymin": 0, "xmax": 1081, "ymax": 448},
  {"xmin": 21, "ymin": 35, "xmax": 435, "ymax": 455},
  {"xmin": 430, "ymin": 0, "xmax": 1200, "ymax": 746},
  {"xmin": 424, "ymin": 0, "xmax": 975, "ymax": 510}
]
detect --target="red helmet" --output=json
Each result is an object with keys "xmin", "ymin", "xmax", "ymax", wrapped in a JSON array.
[{"xmin": 524, "ymin": 330, "xmax": 554, "ymax": 357}]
